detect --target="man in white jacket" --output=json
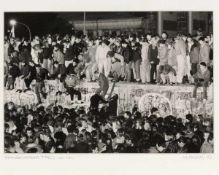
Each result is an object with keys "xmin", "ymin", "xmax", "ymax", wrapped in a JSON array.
[
  {"xmin": 95, "ymin": 40, "xmax": 111, "ymax": 77},
  {"xmin": 174, "ymin": 35, "xmax": 187, "ymax": 84},
  {"xmin": 140, "ymin": 40, "xmax": 150, "ymax": 83}
]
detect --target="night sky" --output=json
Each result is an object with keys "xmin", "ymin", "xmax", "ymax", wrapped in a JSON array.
[
  {"xmin": 5, "ymin": 12, "xmax": 65, "ymax": 38},
  {"xmin": 4, "ymin": 12, "xmax": 150, "ymax": 38}
]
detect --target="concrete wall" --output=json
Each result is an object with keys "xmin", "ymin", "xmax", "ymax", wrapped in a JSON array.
[{"xmin": 5, "ymin": 82, "xmax": 212, "ymax": 119}]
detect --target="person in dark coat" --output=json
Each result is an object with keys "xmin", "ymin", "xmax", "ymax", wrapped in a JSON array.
[
  {"xmin": 132, "ymin": 42, "xmax": 142, "ymax": 82},
  {"xmin": 42, "ymin": 41, "xmax": 51, "ymax": 70},
  {"xmin": 90, "ymin": 88, "xmax": 108, "ymax": 112},
  {"xmin": 64, "ymin": 41, "xmax": 76, "ymax": 67},
  {"xmin": 121, "ymin": 41, "xmax": 132, "ymax": 82},
  {"xmin": 7, "ymin": 62, "xmax": 21, "ymax": 90},
  {"xmin": 50, "ymin": 61, "xmax": 66, "ymax": 79},
  {"xmin": 19, "ymin": 41, "xmax": 31, "ymax": 67},
  {"xmin": 108, "ymin": 94, "xmax": 118, "ymax": 116},
  {"xmin": 24, "ymin": 61, "xmax": 37, "ymax": 88},
  {"xmin": 148, "ymin": 38, "xmax": 159, "ymax": 84},
  {"xmin": 193, "ymin": 62, "xmax": 210, "ymax": 100},
  {"xmin": 189, "ymin": 40, "xmax": 200, "ymax": 76},
  {"xmin": 21, "ymin": 62, "xmax": 31, "ymax": 80}
]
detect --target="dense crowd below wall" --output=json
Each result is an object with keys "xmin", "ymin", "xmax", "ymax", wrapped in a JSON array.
[{"xmin": 4, "ymin": 102, "xmax": 213, "ymax": 153}]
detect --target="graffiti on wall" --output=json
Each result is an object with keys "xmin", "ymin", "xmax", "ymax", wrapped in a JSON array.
[
  {"xmin": 5, "ymin": 81, "xmax": 213, "ymax": 118},
  {"xmin": 138, "ymin": 93, "xmax": 172, "ymax": 117}
]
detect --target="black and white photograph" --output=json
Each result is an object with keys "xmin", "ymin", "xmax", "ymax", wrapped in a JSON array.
[{"xmin": 3, "ymin": 11, "xmax": 214, "ymax": 154}]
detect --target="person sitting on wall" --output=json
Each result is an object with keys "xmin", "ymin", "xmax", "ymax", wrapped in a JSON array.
[
  {"xmin": 192, "ymin": 62, "xmax": 210, "ymax": 101},
  {"xmin": 158, "ymin": 64, "xmax": 177, "ymax": 85},
  {"xmin": 64, "ymin": 72, "xmax": 82, "ymax": 103}
]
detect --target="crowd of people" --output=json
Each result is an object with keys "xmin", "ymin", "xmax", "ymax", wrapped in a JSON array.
[
  {"xmin": 4, "ymin": 30, "xmax": 213, "ymax": 103},
  {"xmin": 4, "ymin": 102, "xmax": 213, "ymax": 153},
  {"xmin": 4, "ymin": 30, "xmax": 214, "ymax": 153}
]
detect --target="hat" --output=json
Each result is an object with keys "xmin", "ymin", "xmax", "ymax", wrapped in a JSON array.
[
  {"xmin": 107, "ymin": 51, "xmax": 114, "ymax": 58},
  {"xmin": 102, "ymin": 39, "xmax": 110, "ymax": 46},
  {"xmin": 54, "ymin": 44, "xmax": 61, "ymax": 50},
  {"xmin": 200, "ymin": 62, "xmax": 207, "ymax": 67}
]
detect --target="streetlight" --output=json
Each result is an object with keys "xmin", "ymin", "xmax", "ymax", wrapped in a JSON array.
[{"xmin": 9, "ymin": 19, "xmax": 32, "ymax": 41}]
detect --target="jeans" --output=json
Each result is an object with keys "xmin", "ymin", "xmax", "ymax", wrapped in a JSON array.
[
  {"xmin": 150, "ymin": 63, "xmax": 157, "ymax": 83},
  {"xmin": 35, "ymin": 82, "xmax": 44, "ymax": 103},
  {"xmin": 66, "ymin": 87, "xmax": 82, "ymax": 101},
  {"xmin": 124, "ymin": 62, "xmax": 132, "ymax": 82},
  {"xmin": 133, "ymin": 59, "xmax": 141, "ymax": 81},
  {"xmin": 176, "ymin": 55, "xmax": 186, "ymax": 83},
  {"xmin": 160, "ymin": 72, "xmax": 176, "ymax": 84},
  {"xmin": 191, "ymin": 63, "xmax": 198, "ymax": 75}
]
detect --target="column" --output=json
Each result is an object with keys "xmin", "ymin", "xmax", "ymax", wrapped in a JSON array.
[
  {"xmin": 158, "ymin": 12, "xmax": 162, "ymax": 35},
  {"xmin": 188, "ymin": 11, "xmax": 193, "ymax": 34}
]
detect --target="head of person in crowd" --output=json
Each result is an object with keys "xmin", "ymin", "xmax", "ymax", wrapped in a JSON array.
[
  {"xmin": 101, "ymin": 39, "xmax": 109, "ymax": 47},
  {"xmin": 175, "ymin": 33, "xmax": 183, "ymax": 41},
  {"xmin": 161, "ymin": 32, "xmax": 168, "ymax": 41},
  {"xmin": 197, "ymin": 28, "xmax": 203, "ymax": 37},
  {"xmin": 182, "ymin": 34, "xmax": 188, "ymax": 42},
  {"xmin": 186, "ymin": 34, "xmax": 193, "ymax": 43},
  {"xmin": 47, "ymin": 35, "xmax": 52, "ymax": 45},
  {"xmin": 33, "ymin": 44, "xmax": 42, "ymax": 53},
  {"xmin": 198, "ymin": 36, "xmax": 206, "ymax": 46},
  {"xmin": 87, "ymin": 39, "xmax": 94, "ymax": 47},
  {"xmin": 124, "ymin": 111, "xmax": 131, "ymax": 119},
  {"xmin": 199, "ymin": 62, "xmax": 207, "ymax": 73},
  {"xmin": 109, "ymin": 37, "xmax": 116, "ymax": 44},
  {"xmin": 75, "ymin": 36, "xmax": 82, "ymax": 43},
  {"xmin": 151, "ymin": 35, "xmax": 158, "ymax": 46},
  {"xmin": 166, "ymin": 38, "xmax": 174, "ymax": 49},
  {"xmin": 158, "ymin": 40, "xmax": 166, "ymax": 48},
  {"xmin": 156, "ymin": 137, "xmax": 166, "ymax": 153},
  {"xmin": 121, "ymin": 40, "xmax": 128, "ymax": 48},
  {"xmin": 54, "ymin": 44, "xmax": 61, "ymax": 52},
  {"xmin": 33, "ymin": 36, "xmax": 40, "ymax": 45},
  {"xmin": 151, "ymin": 107, "xmax": 159, "ymax": 116},
  {"xmin": 129, "ymin": 34, "xmax": 134, "ymax": 42},
  {"xmin": 146, "ymin": 33, "xmax": 152, "ymax": 43},
  {"xmin": 35, "ymin": 64, "xmax": 41, "ymax": 73},
  {"xmin": 177, "ymin": 136, "xmax": 187, "ymax": 149},
  {"xmin": 54, "ymin": 61, "xmax": 59, "ymax": 68}
]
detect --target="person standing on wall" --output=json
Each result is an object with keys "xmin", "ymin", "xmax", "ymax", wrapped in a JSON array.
[
  {"xmin": 192, "ymin": 62, "xmax": 210, "ymax": 101},
  {"xmin": 174, "ymin": 34, "xmax": 187, "ymax": 84},
  {"xmin": 148, "ymin": 36, "xmax": 159, "ymax": 84}
]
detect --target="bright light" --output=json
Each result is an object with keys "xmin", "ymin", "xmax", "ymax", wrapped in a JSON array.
[{"xmin": 10, "ymin": 19, "xmax": 17, "ymax": 26}]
